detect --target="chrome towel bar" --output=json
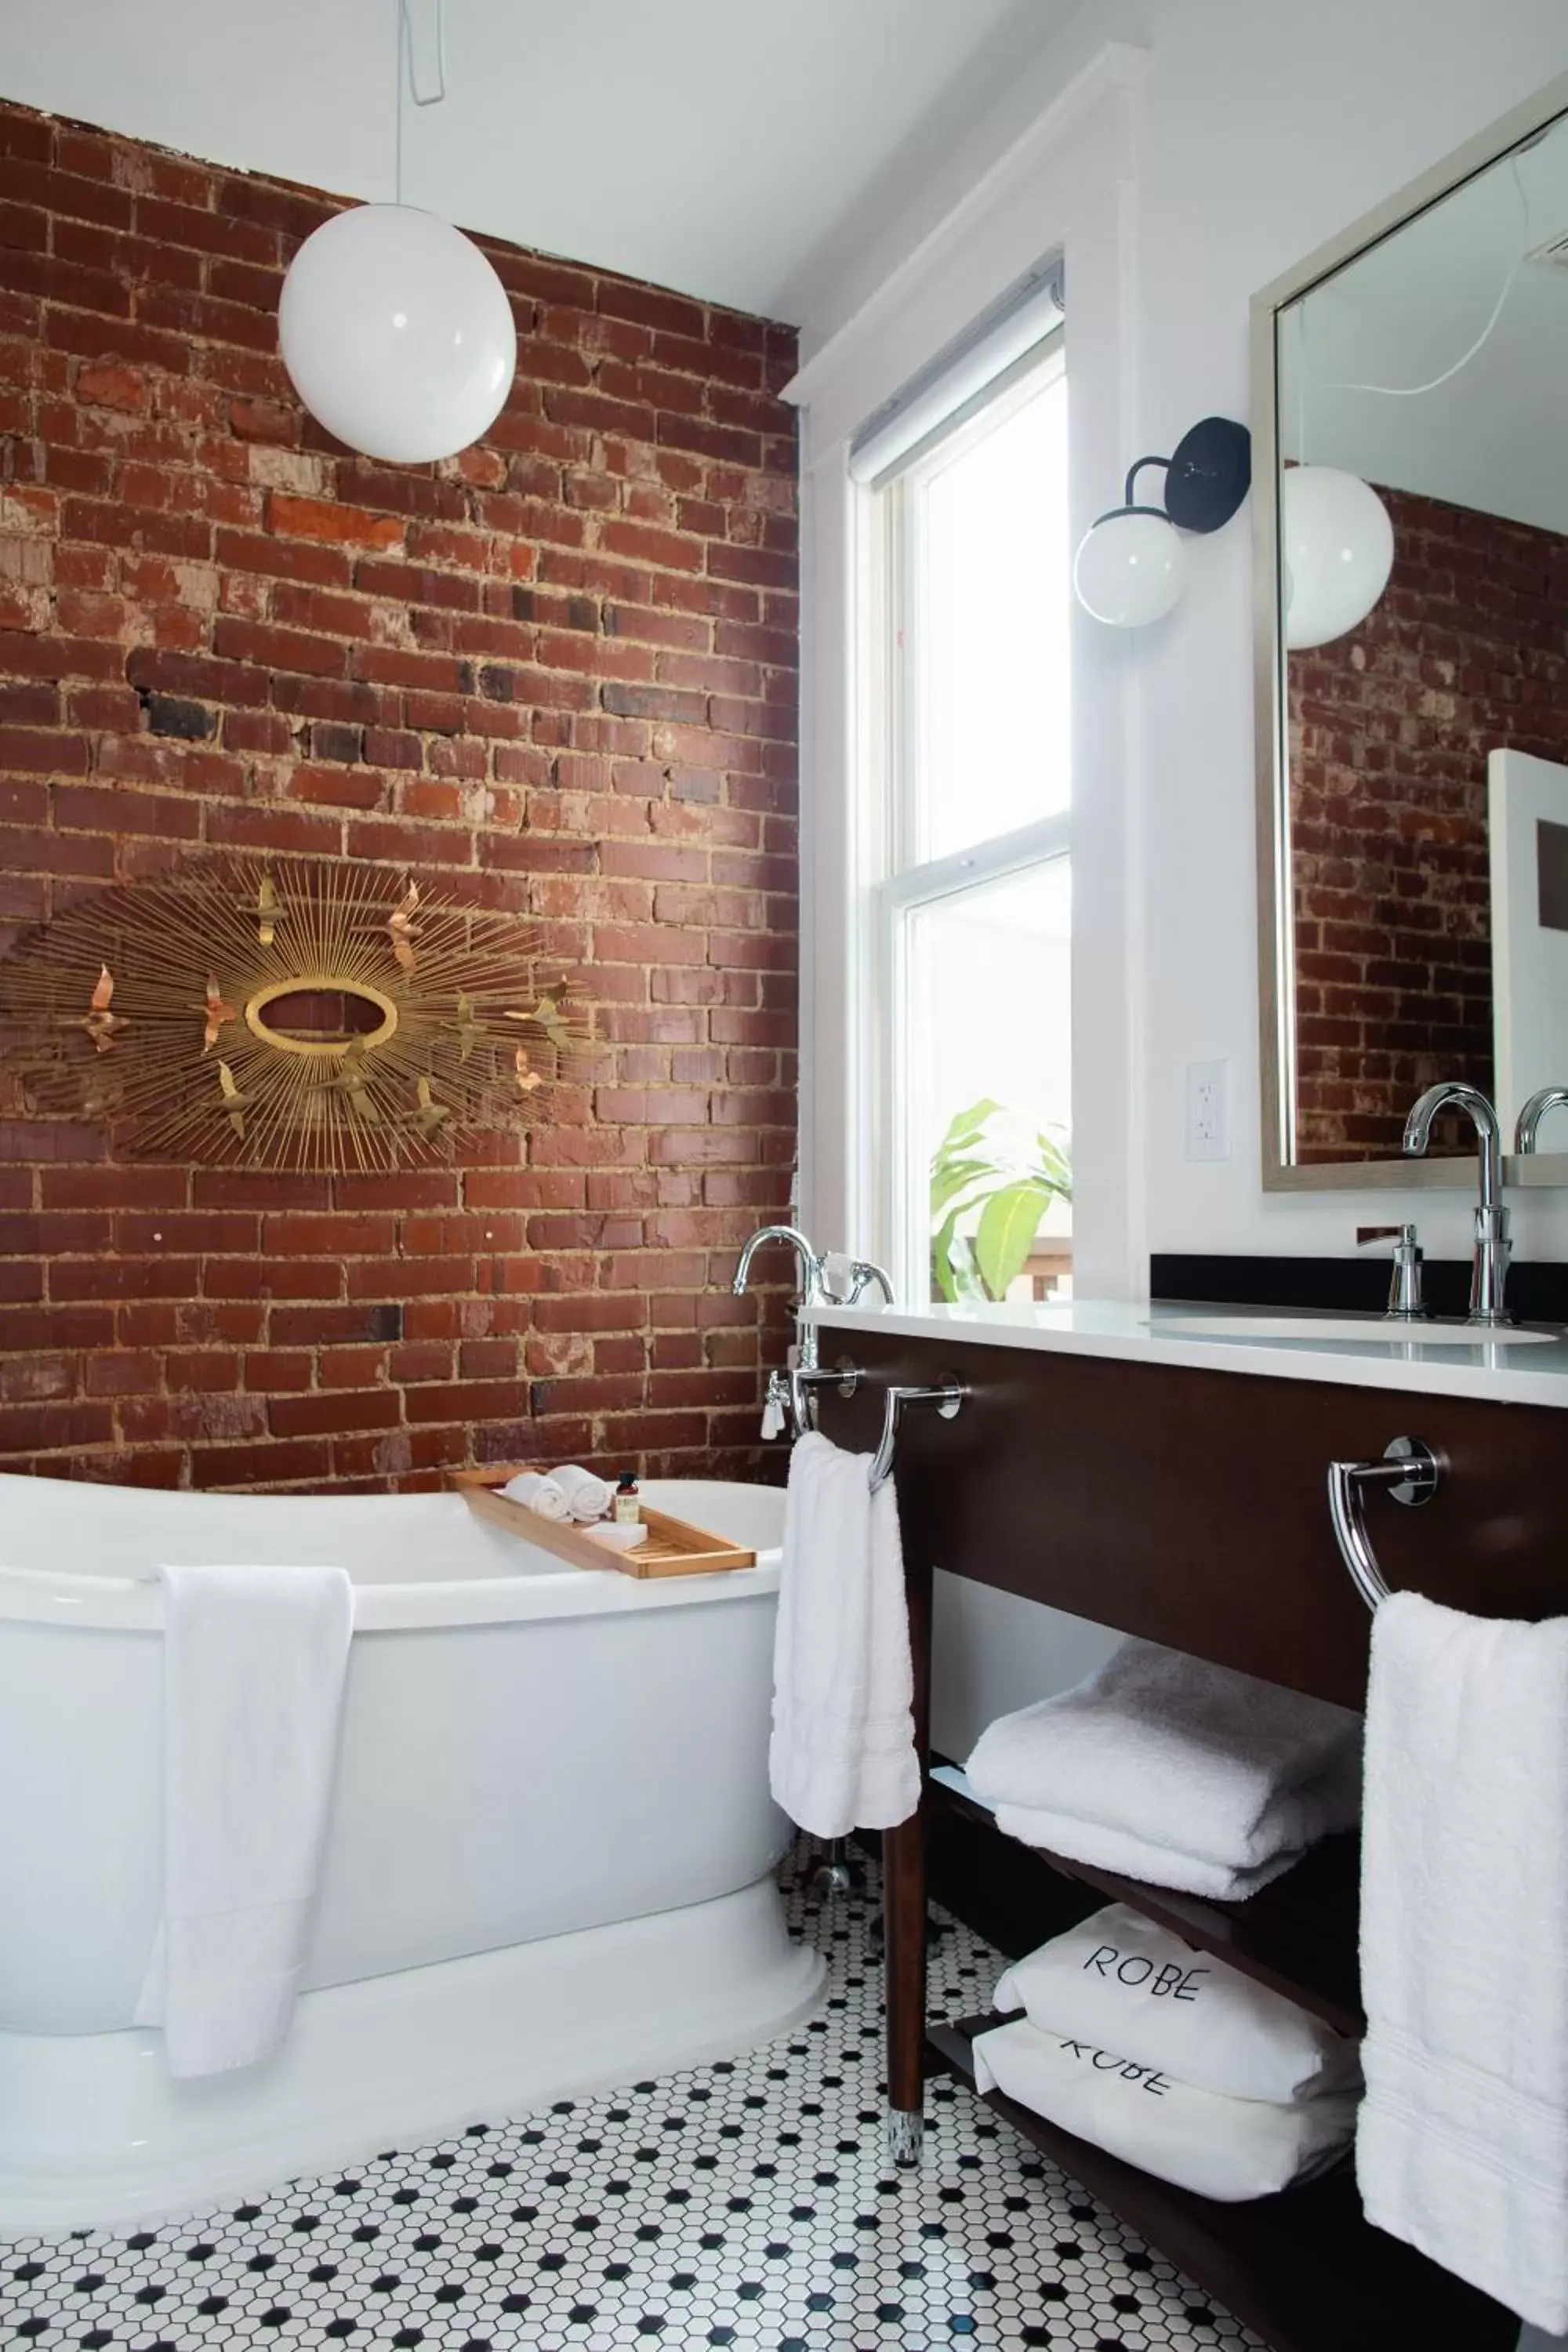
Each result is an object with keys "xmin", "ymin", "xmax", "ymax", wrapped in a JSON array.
[
  {"xmin": 1327, "ymin": 1436, "xmax": 1443, "ymax": 1610},
  {"xmin": 869, "ymin": 1380, "xmax": 967, "ymax": 1494},
  {"xmin": 786, "ymin": 1359, "xmax": 862, "ymax": 1432}
]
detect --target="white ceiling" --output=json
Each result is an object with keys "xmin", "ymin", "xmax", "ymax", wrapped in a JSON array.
[{"xmin": 0, "ymin": 0, "xmax": 1076, "ymax": 322}]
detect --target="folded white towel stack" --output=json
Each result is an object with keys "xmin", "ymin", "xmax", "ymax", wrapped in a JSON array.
[
  {"xmin": 1358, "ymin": 1592, "xmax": 1568, "ymax": 2334},
  {"xmin": 551, "ymin": 1464, "xmax": 615, "ymax": 1523},
  {"xmin": 502, "ymin": 1469, "xmax": 572, "ymax": 1520},
  {"xmin": 135, "ymin": 1562, "xmax": 354, "ymax": 2078},
  {"xmin": 971, "ymin": 2019, "xmax": 1357, "ymax": 2202},
  {"xmin": 768, "ymin": 1430, "xmax": 920, "ymax": 1839},
  {"xmin": 967, "ymin": 1639, "xmax": 1361, "ymax": 1898},
  {"xmin": 995, "ymin": 1904, "xmax": 1359, "ymax": 2106}
]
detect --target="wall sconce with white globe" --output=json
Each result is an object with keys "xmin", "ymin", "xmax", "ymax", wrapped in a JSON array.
[
  {"xmin": 278, "ymin": 0, "xmax": 517, "ymax": 466},
  {"xmin": 1279, "ymin": 465, "xmax": 1395, "ymax": 650},
  {"xmin": 1073, "ymin": 417, "xmax": 1252, "ymax": 628}
]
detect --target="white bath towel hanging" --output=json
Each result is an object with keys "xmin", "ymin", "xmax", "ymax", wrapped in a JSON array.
[
  {"xmin": 135, "ymin": 1563, "xmax": 354, "ymax": 2078},
  {"xmin": 1357, "ymin": 1592, "xmax": 1568, "ymax": 2333},
  {"xmin": 994, "ymin": 1904, "xmax": 1359, "ymax": 2105},
  {"xmin": 967, "ymin": 1639, "xmax": 1361, "ymax": 1886},
  {"xmin": 972, "ymin": 2018, "xmax": 1358, "ymax": 2203},
  {"xmin": 768, "ymin": 1432, "xmax": 919, "ymax": 1839}
]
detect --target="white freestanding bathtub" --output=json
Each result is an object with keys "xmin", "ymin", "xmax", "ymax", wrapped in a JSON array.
[{"xmin": 0, "ymin": 1473, "xmax": 821, "ymax": 2234}]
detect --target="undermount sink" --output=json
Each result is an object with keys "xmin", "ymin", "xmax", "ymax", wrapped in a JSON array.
[{"xmin": 1156, "ymin": 1314, "xmax": 1555, "ymax": 1348}]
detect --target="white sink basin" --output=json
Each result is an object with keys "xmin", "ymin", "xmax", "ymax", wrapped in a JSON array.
[{"xmin": 1157, "ymin": 1315, "xmax": 1555, "ymax": 1347}]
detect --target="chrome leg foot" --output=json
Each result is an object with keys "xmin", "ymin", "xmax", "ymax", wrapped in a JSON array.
[
  {"xmin": 810, "ymin": 1838, "xmax": 860, "ymax": 1900},
  {"xmin": 885, "ymin": 2109, "xmax": 924, "ymax": 2169}
]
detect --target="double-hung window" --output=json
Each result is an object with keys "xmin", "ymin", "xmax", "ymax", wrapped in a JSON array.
[{"xmin": 862, "ymin": 318, "xmax": 1073, "ymax": 1306}]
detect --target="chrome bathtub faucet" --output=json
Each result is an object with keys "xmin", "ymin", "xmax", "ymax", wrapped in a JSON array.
[
  {"xmin": 733, "ymin": 1225, "xmax": 829, "ymax": 1438},
  {"xmin": 732, "ymin": 1226, "xmax": 894, "ymax": 1438},
  {"xmin": 1402, "ymin": 1083, "xmax": 1513, "ymax": 1327}
]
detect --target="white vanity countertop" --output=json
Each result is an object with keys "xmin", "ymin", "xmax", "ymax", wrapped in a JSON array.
[{"xmin": 800, "ymin": 1297, "xmax": 1568, "ymax": 1408}]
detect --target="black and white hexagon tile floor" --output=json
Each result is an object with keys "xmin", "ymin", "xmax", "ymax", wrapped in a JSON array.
[{"xmin": 2, "ymin": 1852, "xmax": 1262, "ymax": 2352}]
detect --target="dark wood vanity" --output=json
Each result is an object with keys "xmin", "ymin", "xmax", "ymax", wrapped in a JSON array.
[{"xmin": 814, "ymin": 1316, "xmax": 1568, "ymax": 2352}]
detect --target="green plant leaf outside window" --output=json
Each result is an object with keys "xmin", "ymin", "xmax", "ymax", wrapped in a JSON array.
[{"xmin": 930, "ymin": 1099, "xmax": 1072, "ymax": 1304}]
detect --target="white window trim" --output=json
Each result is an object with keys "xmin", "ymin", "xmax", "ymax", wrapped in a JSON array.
[{"xmin": 786, "ymin": 41, "xmax": 1149, "ymax": 1303}]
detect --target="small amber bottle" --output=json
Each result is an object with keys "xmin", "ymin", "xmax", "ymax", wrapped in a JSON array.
[{"xmin": 613, "ymin": 1472, "xmax": 641, "ymax": 1526}]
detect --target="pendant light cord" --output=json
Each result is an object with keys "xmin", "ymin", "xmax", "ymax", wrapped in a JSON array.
[
  {"xmin": 395, "ymin": 0, "xmax": 448, "ymax": 206},
  {"xmin": 1298, "ymin": 158, "xmax": 1530, "ymax": 403}
]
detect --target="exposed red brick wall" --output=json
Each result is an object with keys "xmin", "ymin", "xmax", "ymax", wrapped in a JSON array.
[
  {"xmin": 1287, "ymin": 483, "xmax": 1568, "ymax": 1161},
  {"xmin": 0, "ymin": 99, "xmax": 800, "ymax": 1490}
]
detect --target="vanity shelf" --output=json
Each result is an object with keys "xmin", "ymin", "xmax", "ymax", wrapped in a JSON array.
[
  {"xmin": 815, "ymin": 1316, "xmax": 1566, "ymax": 2352},
  {"xmin": 932, "ymin": 1772, "xmax": 1363, "ymax": 2037},
  {"xmin": 926, "ymin": 2013, "xmax": 1517, "ymax": 2352}
]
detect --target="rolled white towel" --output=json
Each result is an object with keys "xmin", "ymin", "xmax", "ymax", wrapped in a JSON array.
[
  {"xmin": 552, "ymin": 1464, "xmax": 615, "ymax": 1523},
  {"xmin": 994, "ymin": 1904, "xmax": 1359, "ymax": 2106},
  {"xmin": 971, "ymin": 2017, "xmax": 1358, "ymax": 2202},
  {"xmin": 502, "ymin": 1470, "xmax": 572, "ymax": 1520}
]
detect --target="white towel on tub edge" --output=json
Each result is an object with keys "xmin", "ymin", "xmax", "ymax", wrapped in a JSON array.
[{"xmin": 135, "ymin": 1561, "xmax": 354, "ymax": 2078}]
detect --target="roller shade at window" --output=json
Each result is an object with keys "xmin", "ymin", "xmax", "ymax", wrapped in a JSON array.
[{"xmin": 846, "ymin": 255, "xmax": 1064, "ymax": 488}]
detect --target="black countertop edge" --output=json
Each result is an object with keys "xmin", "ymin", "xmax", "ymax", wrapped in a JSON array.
[{"xmin": 1150, "ymin": 1252, "xmax": 1568, "ymax": 1323}]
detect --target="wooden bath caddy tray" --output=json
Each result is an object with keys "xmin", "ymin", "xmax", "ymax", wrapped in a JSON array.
[{"xmin": 449, "ymin": 1467, "xmax": 757, "ymax": 1578}]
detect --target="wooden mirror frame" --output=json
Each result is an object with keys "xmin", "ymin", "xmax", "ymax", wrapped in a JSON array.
[{"xmin": 1251, "ymin": 70, "xmax": 1568, "ymax": 1193}]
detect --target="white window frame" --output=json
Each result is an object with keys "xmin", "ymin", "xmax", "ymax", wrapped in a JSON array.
[
  {"xmin": 869, "ymin": 336, "xmax": 1073, "ymax": 1300},
  {"xmin": 786, "ymin": 44, "xmax": 1146, "ymax": 1305}
]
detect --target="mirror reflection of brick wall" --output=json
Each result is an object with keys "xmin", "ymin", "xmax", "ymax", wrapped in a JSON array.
[{"xmin": 1287, "ymin": 482, "xmax": 1568, "ymax": 1160}]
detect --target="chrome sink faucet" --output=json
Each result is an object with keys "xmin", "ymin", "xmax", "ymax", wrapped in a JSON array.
[
  {"xmin": 1356, "ymin": 1223, "xmax": 1428, "ymax": 1319},
  {"xmin": 1515, "ymin": 1087, "xmax": 1568, "ymax": 1155},
  {"xmin": 1403, "ymin": 1082, "xmax": 1512, "ymax": 1326}
]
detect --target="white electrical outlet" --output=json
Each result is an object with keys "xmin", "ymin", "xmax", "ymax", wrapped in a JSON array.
[{"xmin": 1185, "ymin": 1060, "xmax": 1229, "ymax": 1162}]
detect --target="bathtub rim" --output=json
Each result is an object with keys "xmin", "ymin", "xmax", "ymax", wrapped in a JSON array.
[
  {"xmin": 0, "ymin": 1555, "xmax": 782, "ymax": 1633},
  {"xmin": 0, "ymin": 1473, "xmax": 784, "ymax": 1632}
]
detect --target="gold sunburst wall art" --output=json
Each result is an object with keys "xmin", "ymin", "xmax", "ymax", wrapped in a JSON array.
[{"xmin": 0, "ymin": 857, "xmax": 588, "ymax": 1173}]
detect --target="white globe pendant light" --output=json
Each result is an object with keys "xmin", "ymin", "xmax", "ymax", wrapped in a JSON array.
[
  {"xmin": 1281, "ymin": 465, "xmax": 1394, "ymax": 650},
  {"xmin": 278, "ymin": 0, "xmax": 517, "ymax": 466},
  {"xmin": 280, "ymin": 204, "xmax": 516, "ymax": 465}
]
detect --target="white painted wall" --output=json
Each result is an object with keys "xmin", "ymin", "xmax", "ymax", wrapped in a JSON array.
[
  {"xmin": 1123, "ymin": 0, "xmax": 1568, "ymax": 1269},
  {"xmin": 791, "ymin": 3, "xmax": 1568, "ymax": 1800},
  {"xmin": 798, "ymin": 0, "xmax": 1568, "ymax": 1277}
]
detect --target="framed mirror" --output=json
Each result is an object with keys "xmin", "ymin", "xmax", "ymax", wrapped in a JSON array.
[{"xmin": 1254, "ymin": 72, "xmax": 1568, "ymax": 1190}]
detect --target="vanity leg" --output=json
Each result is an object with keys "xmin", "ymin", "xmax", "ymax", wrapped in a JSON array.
[{"xmin": 884, "ymin": 1545, "xmax": 932, "ymax": 2168}]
